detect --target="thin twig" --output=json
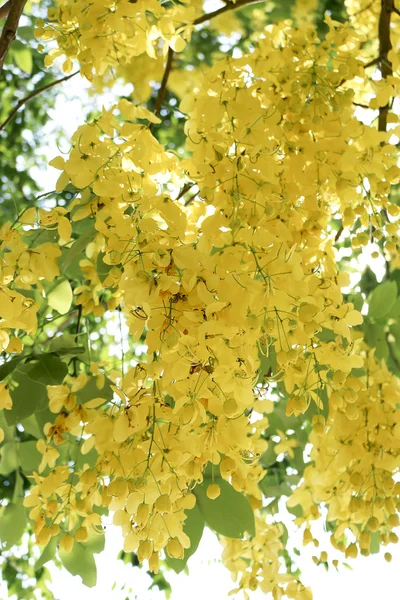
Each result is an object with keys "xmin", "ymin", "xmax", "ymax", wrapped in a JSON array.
[
  {"xmin": 73, "ymin": 304, "xmax": 82, "ymax": 376},
  {"xmin": 176, "ymin": 181, "xmax": 195, "ymax": 201},
  {"xmin": 363, "ymin": 57, "xmax": 380, "ymax": 69},
  {"xmin": 193, "ymin": 0, "xmax": 263, "ymax": 26},
  {"xmin": 150, "ymin": 46, "xmax": 174, "ymax": 128},
  {"xmin": 150, "ymin": 0, "xmax": 264, "ymax": 122},
  {"xmin": 0, "ymin": 71, "xmax": 79, "ymax": 132},
  {"xmin": 0, "ymin": 0, "xmax": 28, "ymax": 72},
  {"xmin": 334, "ymin": 225, "xmax": 344, "ymax": 243},
  {"xmin": 352, "ymin": 101, "xmax": 370, "ymax": 109},
  {"xmin": 184, "ymin": 191, "xmax": 199, "ymax": 206},
  {"xmin": 41, "ymin": 310, "xmax": 78, "ymax": 345},
  {"xmin": 378, "ymin": 0, "xmax": 394, "ymax": 132}
]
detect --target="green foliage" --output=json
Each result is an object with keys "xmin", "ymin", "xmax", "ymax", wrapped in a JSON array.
[
  {"xmin": 6, "ymin": 355, "xmax": 68, "ymax": 424},
  {"xmin": 194, "ymin": 478, "xmax": 256, "ymax": 538},
  {"xmin": 0, "ymin": 502, "xmax": 27, "ymax": 549},
  {"xmin": 166, "ymin": 503, "xmax": 204, "ymax": 573},
  {"xmin": 59, "ymin": 542, "xmax": 98, "ymax": 587},
  {"xmin": 0, "ymin": 22, "xmax": 58, "ymax": 221},
  {"xmin": 368, "ymin": 280, "xmax": 397, "ymax": 320}
]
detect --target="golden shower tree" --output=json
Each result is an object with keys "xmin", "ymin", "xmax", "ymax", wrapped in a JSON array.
[{"xmin": 0, "ymin": 0, "xmax": 400, "ymax": 597}]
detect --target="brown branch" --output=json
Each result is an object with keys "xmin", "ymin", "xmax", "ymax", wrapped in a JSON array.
[
  {"xmin": 352, "ymin": 101, "xmax": 370, "ymax": 109},
  {"xmin": 378, "ymin": 0, "xmax": 394, "ymax": 132},
  {"xmin": 0, "ymin": 0, "xmax": 11, "ymax": 20},
  {"xmin": 0, "ymin": 0, "xmax": 28, "ymax": 72},
  {"xmin": 334, "ymin": 225, "xmax": 344, "ymax": 242},
  {"xmin": 150, "ymin": 0, "xmax": 265, "ymax": 122},
  {"xmin": 151, "ymin": 45, "xmax": 174, "ymax": 125},
  {"xmin": 363, "ymin": 57, "xmax": 380, "ymax": 69},
  {"xmin": 193, "ymin": 0, "xmax": 264, "ymax": 26},
  {"xmin": 0, "ymin": 70, "xmax": 79, "ymax": 132},
  {"xmin": 176, "ymin": 181, "xmax": 196, "ymax": 201},
  {"xmin": 184, "ymin": 192, "xmax": 199, "ymax": 206},
  {"xmin": 41, "ymin": 310, "xmax": 78, "ymax": 346}
]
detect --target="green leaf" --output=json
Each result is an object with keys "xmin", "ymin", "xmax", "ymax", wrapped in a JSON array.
[
  {"xmin": 18, "ymin": 440, "xmax": 41, "ymax": 474},
  {"xmin": 27, "ymin": 354, "xmax": 68, "ymax": 386},
  {"xmin": 17, "ymin": 26, "xmax": 34, "ymax": 42},
  {"xmin": 48, "ymin": 280, "xmax": 73, "ymax": 315},
  {"xmin": 49, "ymin": 333, "xmax": 87, "ymax": 357},
  {"xmin": 375, "ymin": 338, "xmax": 389, "ymax": 362},
  {"xmin": 259, "ymin": 445, "xmax": 277, "ymax": 468},
  {"xmin": 194, "ymin": 478, "xmax": 255, "ymax": 538},
  {"xmin": 6, "ymin": 356, "xmax": 67, "ymax": 425},
  {"xmin": 0, "ymin": 503, "xmax": 26, "ymax": 548},
  {"xmin": 20, "ymin": 414, "xmax": 43, "ymax": 439},
  {"xmin": 0, "ymin": 412, "xmax": 15, "ymax": 442},
  {"xmin": 12, "ymin": 41, "xmax": 32, "ymax": 73},
  {"xmin": 368, "ymin": 281, "xmax": 397, "ymax": 320},
  {"xmin": 59, "ymin": 542, "xmax": 97, "ymax": 587},
  {"xmin": 259, "ymin": 472, "xmax": 291, "ymax": 499},
  {"xmin": 96, "ymin": 252, "xmax": 113, "ymax": 284},
  {"xmin": 0, "ymin": 441, "xmax": 18, "ymax": 475},
  {"xmin": 166, "ymin": 504, "xmax": 204, "ymax": 573},
  {"xmin": 0, "ymin": 356, "xmax": 24, "ymax": 381},
  {"xmin": 370, "ymin": 531, "xmax": 380, "ymax": 554},
  {"xmin": 36, "ymin": 536, "xmax": 59, "ymax": 569},
  {"xmin": 81, "ymin": 531, "xmax": 105, "ymax": 555},
  {"xmin": 287, "ymin": 503, "xmax": 303, "ymax": 519},
  {"xmin": 77, "ymin": 376, "xmax": 113, "ymax": 405},
  {"xmin": 5, "ymin": 357, "xmax": 56, "ymax": 425},
  {"xmin": 59, "ymin": 222, "xmax": 96, "ymax": 274},
  {"xmin": 35, "ymin": 407, "xmax": 54, "ymax": 437},
  {"xmin": 347, "ymin": 293, "xmax": 363, "ymax": 312}
]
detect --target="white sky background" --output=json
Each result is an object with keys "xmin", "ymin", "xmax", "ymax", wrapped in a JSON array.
[{"xmin": 14, "ymin": 8, "xmax": 400, "ymax": 599}]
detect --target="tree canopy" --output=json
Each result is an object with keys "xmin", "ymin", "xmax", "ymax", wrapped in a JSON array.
[{"xmin": 1, "ymin": 0, "xmax": 400, "ymax": 598}]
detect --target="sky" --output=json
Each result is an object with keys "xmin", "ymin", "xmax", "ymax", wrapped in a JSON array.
[{"xmin": 44, "ymin": 514, "xmax": 400, "ymax": 600}]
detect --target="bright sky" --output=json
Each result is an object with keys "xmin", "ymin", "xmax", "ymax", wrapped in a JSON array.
[
  {"xmin": 43, "ymin": 515, "xmax": 400, "ymax": 600},
  {"xmin": 19, "ymin": 22, "xmax": 400, "ymax": 600}
]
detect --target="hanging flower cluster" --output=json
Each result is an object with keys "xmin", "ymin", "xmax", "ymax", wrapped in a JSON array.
[{"xmin": 0, "ymin": 1, "xmax": 399, "ymax": 598}]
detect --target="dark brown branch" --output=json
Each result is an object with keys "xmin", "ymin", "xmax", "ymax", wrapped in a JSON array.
[
  {"xmin": 334, "ymin": 225, "xmax": 344, "ymax": 243},
  {"xmin": 150, "ymin": 0, "xmax": 264, "ymax": 122},
  {"xmin": 184, "ymin": 192, "xmax": 199, "ymax": 207},
  {"xmin": 193, "ymin": 0, "xmax": 263, "ymax": 26},
  {"xmin": 0, "ymin": 0, "xmax": 11, "ymax": 20},
  {"xmin": 72, "ymin": 304, "xmax": 83, "ymax": 376},
  {"xmin": 151, "ymin": 46, "xmax": 174, "ymax": 124},
  {"xmin": 378, "ymin": 0, "xmax": 394, "ymax": 132},
  {"xmin": 363, "ymin": 57, "xmax": 380, "ymax": 69},
  {"xmin": 0, "ymin": 70, "xmax": 79, "ymax": 132},
  {"xmin": 176, "ymin": 181, "xmax": 196, "ymax": 201},
  {"xmin": 0, "ymin": 0, "xmax": 28, "ymax": 72},
  {"xmin": 352, "ymin": 101, "xmax": 370, "ymax": 109}
]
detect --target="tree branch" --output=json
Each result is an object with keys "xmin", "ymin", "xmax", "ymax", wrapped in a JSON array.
[
  {"xmin": 150, "ymin": 0, "xmax": 264, "ymax": 121},
  {"xmin": 0, "ymin": 0, "xmax": 28, "ymax": 72},
  {"xmin": 151, "ymin": 46, "xmax": 174, "ymax": 125},
  {"xmin": 193, "ymin": 0, "xmax": 264, "ymax": 26},
  {"xmin": 0, "ymin": 71, "xmax": 79, "ymax": 132},
  {"xmin": 378, "ymin": 0, "xmax": 394, "ymax": 132}
]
